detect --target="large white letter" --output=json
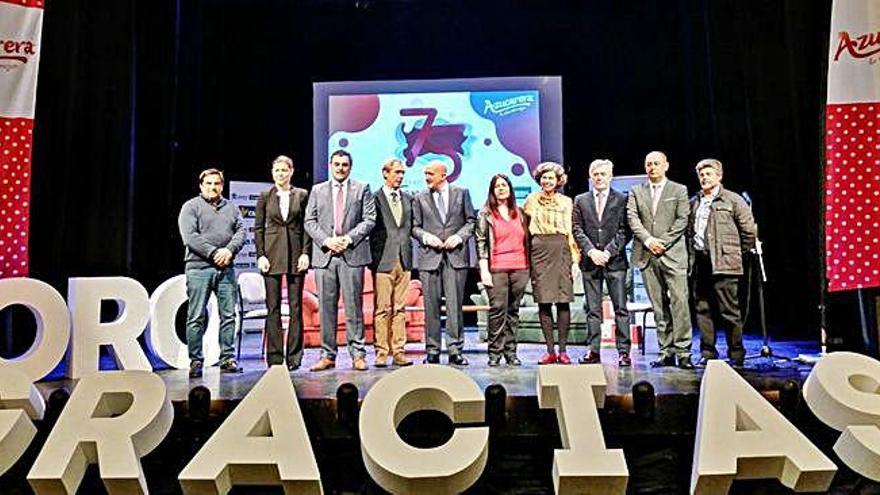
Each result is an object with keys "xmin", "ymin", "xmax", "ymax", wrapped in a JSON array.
[
  {"xmin": 0, "ymin": 277, "xmax": 70, "ymax": 384},
  {"xmin": 0, "ymin": 278, "xmax": 69, "ymax": 475},
  {"xmin": 537, "ymin": 365, "xmax": 628, "ymax": 494},
  {"xmin": 359, "ymin": 365, "xmax": 488, "ymax": 494},
  {"xmin": 0, "ymin": 368, "xmax": 40, "ymax": 475},
  {"xmin": 68, "ymin": 277, "xmax": 152, "ymax": 378},
  {"xmin": 692, "ymin": 361, "xmax": 836, "ymax": 494},
  {"xmin": 803, "ymin": 351, "xmax": 880, "ymax": 481},
  {"xmin": 178, "ymin": 365, "xmax": 321, "ymax": 494},
  {"xmin": 28, "ymin": 370, "xmax": 173, "ymax": 494},
  {"xmin": 145, "ymin": 274, "xmax": 221, "ymax": 369}
]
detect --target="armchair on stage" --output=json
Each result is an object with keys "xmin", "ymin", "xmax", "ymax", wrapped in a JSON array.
[
  {"xmin": 470, "ymin": 267, "xmax": 645, "ymax": 349},
  {"xmin": 301, "ymin": 269, "xmax": 426, "ymax": 347}
]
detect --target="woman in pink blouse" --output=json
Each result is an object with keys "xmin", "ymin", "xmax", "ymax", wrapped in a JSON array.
[{"xmin": 475, "ymin": 174, "xmax": 529, "ymax": 367}]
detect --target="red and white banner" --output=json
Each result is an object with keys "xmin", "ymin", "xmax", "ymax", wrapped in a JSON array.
[
  {"xmin": 824, "ymin": 1, "xmax": 880, "ymax": 292},
  {"xmin": 0, "ymin": 0, "xmax": 42, "ymax": 278}
]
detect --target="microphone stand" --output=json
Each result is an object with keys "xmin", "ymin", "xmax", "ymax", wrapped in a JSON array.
[{"xmin": 742, "ymin": 192, "xmax": 790, "ymax": 368}]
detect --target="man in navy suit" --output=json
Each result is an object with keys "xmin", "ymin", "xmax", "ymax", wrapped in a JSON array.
[
  {"xmin": 304, "ymin": 150, "xmax": 376, "ymax": 371},
  {"xmin": 573, "ymin": 159, "xmax": 633, "ymax": 367},
  {"xmin": 412, "ymin": 161, "xmax": 476, "ymax": 365}
]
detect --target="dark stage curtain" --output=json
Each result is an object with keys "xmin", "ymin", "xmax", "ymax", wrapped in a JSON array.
[{"xmin": 28, "ymin": 0, "xmax": 831, "ymax": 340}]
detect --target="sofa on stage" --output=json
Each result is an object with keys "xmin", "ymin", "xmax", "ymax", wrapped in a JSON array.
[
  {"xmin": 469, "ymin": 267, "xmax": 645, "ymax": 348},
  {"xmin": 301, "ymin": 269, "xmax": 426, "ymax": 347},
  {"xmin": 237, "ymin": 269, "xmax": 426, "ymax": 355}
]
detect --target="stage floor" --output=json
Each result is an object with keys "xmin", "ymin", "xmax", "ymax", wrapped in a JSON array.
[{"xmin": 37, "ymin": 329, "xmax": 821, "ymax": 403}]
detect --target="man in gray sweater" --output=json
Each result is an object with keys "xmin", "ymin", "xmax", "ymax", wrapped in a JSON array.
[{"xmin": 177, "ymin": 168, "xmax": 246, "ymax": 378}]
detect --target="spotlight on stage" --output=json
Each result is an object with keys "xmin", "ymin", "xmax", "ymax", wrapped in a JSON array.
[
  {"xmin": 336, "ymin": 383, "xmax": 359, "ymax": 427},
  {"xmin": 779, "ymin": 379, "xmax": 801, "ymax": 419},
  {"xmin": 188, "ymin": 385, "xmax": 211, "ymax": 423},
  {"xmin": 632, "ymin": 381, "xmax": 655, "ymax": 421},
  {"xmin": 485, "ymin": 384, "xmax": 507, "ymax": 429}
]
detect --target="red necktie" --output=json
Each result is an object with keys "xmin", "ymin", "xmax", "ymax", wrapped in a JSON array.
[{"xmin": 334, "ymin": 183, "xmax": 344, "ymax": 235}]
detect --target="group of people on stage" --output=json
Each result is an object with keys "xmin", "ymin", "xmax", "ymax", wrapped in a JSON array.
[{"xmin": 176, "ymin": 149, "xmax": 756, "ymax": 377}]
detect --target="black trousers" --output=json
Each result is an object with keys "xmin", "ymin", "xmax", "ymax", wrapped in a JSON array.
[
  {"xmin": 486, "ymin": 269, "xmax": 529, "ymax": 358},
  {"xmin": 263, "ymin": 272, "xmax": 305, "ymax": 366},
  {"xmin": 420, "ymin": 256, "xmax": 468, "ymax": 356},
  {"xmin": 583, "ymin": 267, "xmax": 631, "ymax": 354},
  {"xmin": 692, "ymin": 251, "xmax": 745, "ymax": 361}
]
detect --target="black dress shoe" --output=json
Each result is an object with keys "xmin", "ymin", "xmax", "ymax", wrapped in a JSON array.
[
  {"xmin": 287, "ymin": 363, "xmax": 300, "ymax": 371},
  {"xmin": 423, "ymin": 354, "xmax": 440, "ymax": 364},
  {"xmin": 579, "ymin": 351, "xmax": 601, "ymax": 365},
  {"xmin": 650, "ymin": 355, "xmax": 676, "ymax": 368},
  {"xmin": 189, "ymin": 360, "xmax": 203, "ymax": 378},
  {"xmin": 730, "ymin": 359, "xmax": 745, "ymax": 369},
  {"xmin": 505, "ymin": 355, "xmax": 522, "ymax": 366},
  {"xmin": 448, "ymin": 354, "xmax": 469, "ymax": 366},
  {"xmin": 678, "ymin": 355, "xmax": 695, "ymax": 370}
]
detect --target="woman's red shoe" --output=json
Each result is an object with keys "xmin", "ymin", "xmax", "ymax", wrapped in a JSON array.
[
  {"xmin": 557, "ymin": 352, "xmax": 572, "ymax": 365},
  {"xmin": 538, "ymin": 353, "xmax": 558, "ymax": 365}
]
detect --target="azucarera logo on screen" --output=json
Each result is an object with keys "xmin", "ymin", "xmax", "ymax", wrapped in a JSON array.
[{"xmin": 482, "ymin": 94, "xmax": 535, "ymax": 117}]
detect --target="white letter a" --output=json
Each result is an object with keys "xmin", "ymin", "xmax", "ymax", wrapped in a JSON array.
[
  {"xmin": 178, "ymin": 365, "xmax": 322, "ymax": 494},
  {"xmin": 691, "ymin": 361, "xmax": 836, "ymax": 494}
]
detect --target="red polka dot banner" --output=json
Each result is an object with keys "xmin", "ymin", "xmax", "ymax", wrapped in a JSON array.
[
  {"xmin": 825, "ymin": 104, "xmax": 880, "ymax": 291},
  {"xmin": 0, "ymin": 118, "xmax": 31, "ymax": 277},
  {"xmin": 0, "ymin": 1, "xmax": 42, "ymax": 278},
  {"xmin": 824, "ymin": 1, "xmax": 880, "ymax": 292}
]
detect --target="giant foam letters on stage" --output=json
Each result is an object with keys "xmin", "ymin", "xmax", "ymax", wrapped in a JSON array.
[
  {"xmin": 0, "ymin": 278, "xmax": 69, "ymax": 475},
  {"xmin": 67, "ymin": 277, "xmax": 153, "ymax": 378},
  {"xmin": 178, "ymin": 365, "xmax": 322, "ymax": 494},
  {"xmin": 27, "ymin": 371, "xmax": 173, "ymax": 494},
  {"xmin": 14, "ymin": 276, "xmax": 880, "ymax": 489},
  {"xmin": 146, "ymin": 274, "xmax": 221, "ymax": 369},
  {"xmin": 537, "ymin": 365, "xmax": 628, "ymax": 494},
  {"xmin": 803, "ymin": 351, "xmax": 880, "ymax": 481},
  {"xmin": 359, "ymin": 365, "xmax": 488, "ymax": 494},
  {"xmin": 690, "ymin": 361, "xmax": 836, "ymax": 494}
]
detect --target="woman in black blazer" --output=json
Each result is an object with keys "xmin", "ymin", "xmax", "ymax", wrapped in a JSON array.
[{"xmin": 254, "ymin": 155, "xmax": 312, "ymax": 370}]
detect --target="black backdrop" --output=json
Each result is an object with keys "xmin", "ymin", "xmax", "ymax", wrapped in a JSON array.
[{"xmin": 28, "ymin": 0, "xmax": 832, "ymax": 340}]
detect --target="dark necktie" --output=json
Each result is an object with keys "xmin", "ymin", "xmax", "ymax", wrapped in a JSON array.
[{"xmin": 390, "ymin": 190, "xmax": 402, "ymax": 226}]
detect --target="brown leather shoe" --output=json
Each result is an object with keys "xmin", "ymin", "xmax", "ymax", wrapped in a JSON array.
[
  {"xmin": 353, "ymin": 357, "xmax": 368, "ymax": 371},
  {"xmin": 374, "ymin": 353, "xmax": 388, "ymax": 368},
  {"xmin": 309, "ymin": 357, "xmax": 336, "ymax": 372},
  {"xmin": 392, "ymin": 355, "xmax": 413, "ymax": 366}
]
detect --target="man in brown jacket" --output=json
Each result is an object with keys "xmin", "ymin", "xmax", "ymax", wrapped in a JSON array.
[{"xmin": 687, "ymin": 159, "xmax": 757, "ymax": 367}]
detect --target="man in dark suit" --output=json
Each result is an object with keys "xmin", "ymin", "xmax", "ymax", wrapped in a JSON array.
[
  {"xmin": 686, "ymin": 158, "xmax": 757, "ymax": 368},
  {"xmin": 254, "ymin": 155, "xmax": 312, "ymax": 370},
  {"xmin": 370, "ymin": 158, "xmax": 414, "ymax": 367},
  {"xmin": 572, "ymin": 159, "xmax": 633, "ymax": 367},
  {"xmin": 627, "ymin": 151, "xmax": 694, "ymax": 369},
  {"xmin": 412, "ymin": 161, "xmax": 476, "ymax": 365},
  {"xmin": 304, "ymin": 150, "xmax": 376, "ymax": 371}
]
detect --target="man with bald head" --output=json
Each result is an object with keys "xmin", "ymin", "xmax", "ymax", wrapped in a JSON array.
[
  {"xmin": 627, "ymin": 151, "xmax": 694, "ymax": 369},
  {"xmin": 412, "ymin": 161, "xmax": 476, "ymax": 365}
]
